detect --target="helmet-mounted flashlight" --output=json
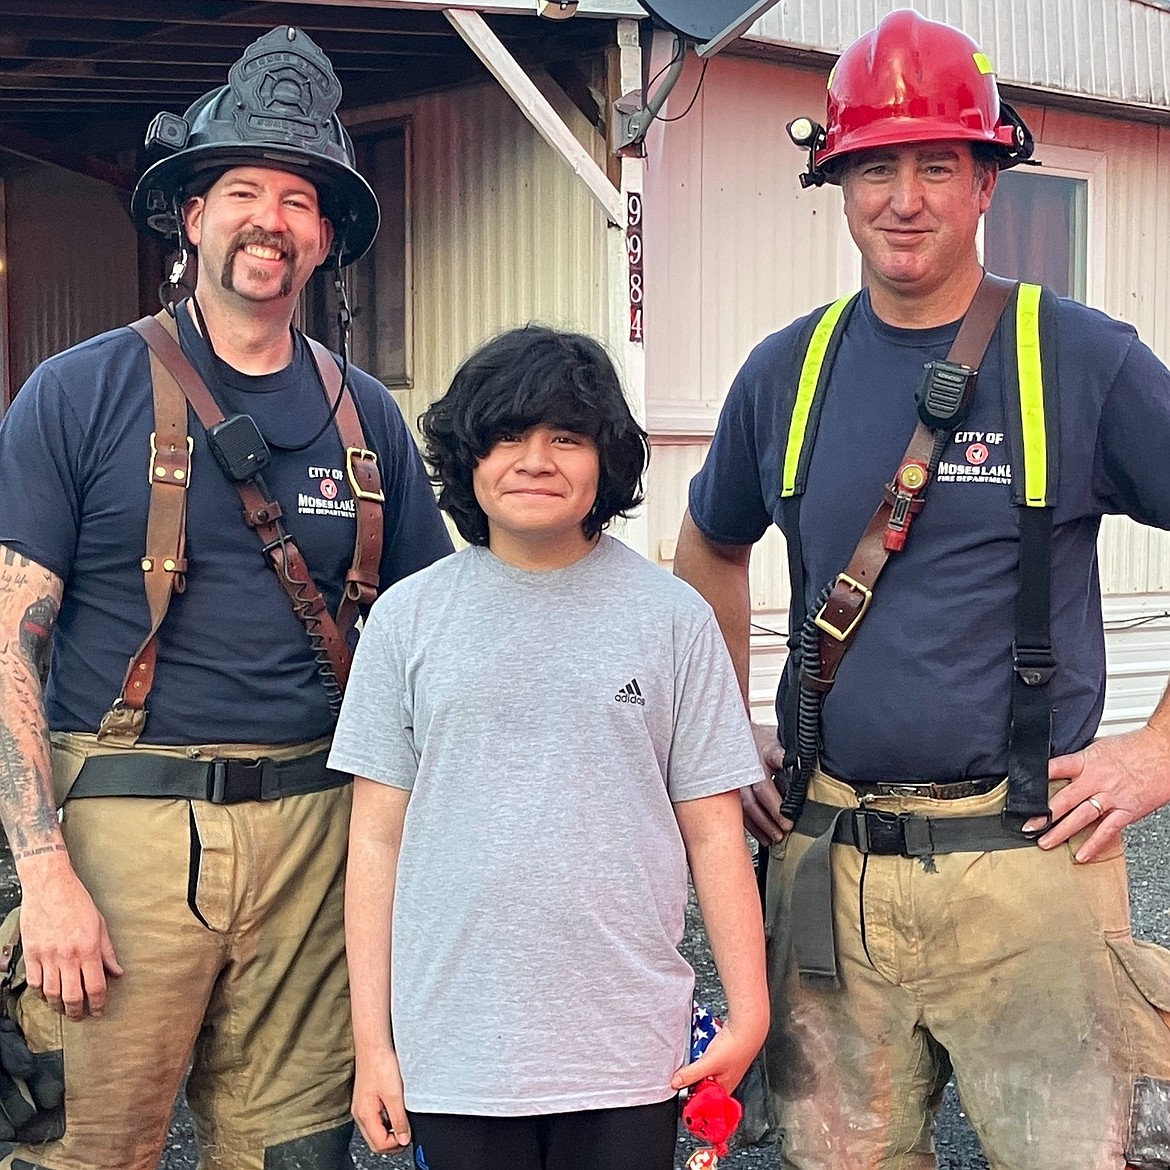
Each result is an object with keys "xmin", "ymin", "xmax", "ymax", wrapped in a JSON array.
[
  {"xmin": 786, "ymin": 117, "xmax": 828, "ymax": 188},
  {"xmin": 786, "ymin": 118, "xmax": 820, "ymax": 148}
]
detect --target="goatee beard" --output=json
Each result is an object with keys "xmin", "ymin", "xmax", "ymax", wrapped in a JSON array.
[{"xmin": 221, "ymin": 228, "xmax": 297, "ymax": 298}]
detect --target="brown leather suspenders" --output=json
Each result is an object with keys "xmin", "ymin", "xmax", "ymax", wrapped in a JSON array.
[
  {"xmin": 803, "ymin": 274, "xmax": 1016, "ymax": 694},
  {"xmin": 97, "ymin": 311, "xmax": 384, "ymax": 746}
]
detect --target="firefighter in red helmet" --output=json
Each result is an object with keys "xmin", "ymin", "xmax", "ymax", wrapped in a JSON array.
[
  {"xmin": 790, "ymin": 9, "xmax": 1033, "ymax": 187},
  {"xmin": 676, "ymin": 9, "xmax": 1170, "ymax": 1168}
]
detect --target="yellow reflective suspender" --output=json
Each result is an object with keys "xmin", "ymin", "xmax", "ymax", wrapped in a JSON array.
[
  {"xmin": 782, "ymin": 295, "xmax": 856, "ymax": 498},
  {"xmin": 1015, "ymin": 282, "xmax": 1049, "ymax": 507}
]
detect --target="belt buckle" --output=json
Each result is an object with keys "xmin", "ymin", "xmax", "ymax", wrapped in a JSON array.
[
  {"xmin": 852, "ymin": 809, "xmax": 905, "ymax": 855},
  {"xmin": 209, "ymin": 758, "xmax": 269, "ymax": 804},
  {"xmin": 893, "ymin": 785, "xmax": 926, "ymax": 797},
  {"xmin": 345, "ymin": 447, "xmax": 385, "ymax": 503},
  {"xmin": 814, "ymin": 573, "xmax": 873, "ymax": 642}
]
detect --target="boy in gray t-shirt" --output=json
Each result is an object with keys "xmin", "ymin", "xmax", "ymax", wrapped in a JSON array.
[{"xmin": 330, "ymin": 325, "xmax": 767, "ymax": 1170}]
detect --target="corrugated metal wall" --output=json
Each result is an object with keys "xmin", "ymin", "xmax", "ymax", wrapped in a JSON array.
[
  {"xmin": 643, "ymin": 52, "xmax": 1170, "ymax": 728},
  {"xmin": 643, "ymin": 55, "xmax": 855, "ymax": 438},
  {"xmin": 394, "ymin": 78, "xmax": 612, "ymax": 434},
  {"xmin": 3, "ymin": 162, "xmax": 139, "ymax": 396},
  {"xmin": 643, "ymin": 52, "xmax": 850, "ymax": 615},
  {"xmin": 745, "ymin": 0, "xmax": 1170, "ymax": 113}
]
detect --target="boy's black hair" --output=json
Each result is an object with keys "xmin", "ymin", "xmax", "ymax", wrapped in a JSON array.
[{"xmin": 420, "ymin": 324, "xmax": 649, "ymax": 547}]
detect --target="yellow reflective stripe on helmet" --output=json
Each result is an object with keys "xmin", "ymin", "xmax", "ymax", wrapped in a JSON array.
[
  {"xmin": 1015, "ymin": 283, "xmax": 1048, "ymax": 506},
  {"xmin": 782, "ymin": 295, "xmax": 854, "ymax": 498}
]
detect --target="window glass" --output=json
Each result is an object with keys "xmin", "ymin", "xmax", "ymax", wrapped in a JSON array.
[{"xmin": 984, "ymin": 170, "xmax": 1087, "ymax": 300}]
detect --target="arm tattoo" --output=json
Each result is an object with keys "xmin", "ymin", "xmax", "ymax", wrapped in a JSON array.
[
  {"xmin": 0, "ymin": 552, "xmax": 66, "ymax": 859},
  {"xmin": 10, "ymin": 843, "xmax": 66, "ymax": 861},
  {"xmin": 0, "ymin": 721, "xmax": 59, "ymax": 854},
  {"xmin": 19, "ymin": 597, "xmax": 57, "ymax": 685}
]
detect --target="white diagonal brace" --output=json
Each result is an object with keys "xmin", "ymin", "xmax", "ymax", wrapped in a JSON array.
[{"xmin": 444, "ymin": 7, "xmax": 625, "ymax": 226}]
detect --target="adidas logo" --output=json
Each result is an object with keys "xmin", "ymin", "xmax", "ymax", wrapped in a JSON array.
[{"xmin": 614, "ymin": 678, "xmax": 645, "ymax": 706}]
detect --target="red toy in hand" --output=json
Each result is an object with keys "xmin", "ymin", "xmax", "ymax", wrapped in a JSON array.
[{"xmin": 682, "ymin": 1076, "xmax": 743, "ymax": 1166}]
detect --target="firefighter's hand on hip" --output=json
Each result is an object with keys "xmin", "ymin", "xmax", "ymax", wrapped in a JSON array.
[
  {"xmin": 18, "ymin": 855, "xmax": 123, "ymax": 1021},
  {"xmin": 1027, "ymin": 722, "xmax": 1170, "ymax": 863},
  {"xmin": 742, "ymin": 724, "xmax": 793, "ymax": 846}
]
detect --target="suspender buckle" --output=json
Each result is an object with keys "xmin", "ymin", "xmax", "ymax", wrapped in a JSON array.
[
  {"xmin": 814, "ymin": 574, "xmax": 873, "ymax": 642},
  {"xmin": 1012, "ymin": 642, "xmax": 1055, "ymax": 686},
  {"xmin": 96, "ymin": 699, "xmax": 147, "ymax": 746},
  {"xmin": 345, "ymin": 447, "xmax": 385, "ymax": 503}
]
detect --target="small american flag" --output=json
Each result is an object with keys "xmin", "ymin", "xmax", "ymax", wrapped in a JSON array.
[{"xmin": 690, "ymin": 1000, "xmax": 724, "ymax": 1063}]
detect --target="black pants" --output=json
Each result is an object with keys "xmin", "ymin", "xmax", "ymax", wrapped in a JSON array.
[{"xmin": 408, "ymin": 1097, "xmax": 679, "ymax": 1170}]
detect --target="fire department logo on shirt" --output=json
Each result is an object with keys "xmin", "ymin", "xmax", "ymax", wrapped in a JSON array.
[
  {"xmin": 935, "ymin": 431, "xmax": 1012, "ymax": 487},
  {"xmin": 298, "ymin": 465, "xmax": 355, "ymax": 518}
]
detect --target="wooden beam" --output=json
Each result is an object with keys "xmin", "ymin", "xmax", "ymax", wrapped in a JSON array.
[
  {"xmin": 444, "ymin": 8, "xmax": 623, "ymax": 226},
  {"xmin": 0, "ymin": 25, "xmax": 453, "ymax": 53},
  {"xmin": 605, "ymin": 16, "xmax": 647, "ymax": 556},
  {"xmin": 0, "ymin": 76, "xmax": 201, "ymax": 95},
  {"xmin": 0, "ymin": 126, "xmax": 135, "ymax": 192}
]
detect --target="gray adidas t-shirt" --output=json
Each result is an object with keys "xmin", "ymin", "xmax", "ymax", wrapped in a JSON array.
[{"xmin": 329, "ymin": 535, "xmax": 759, "ymax": 1115}]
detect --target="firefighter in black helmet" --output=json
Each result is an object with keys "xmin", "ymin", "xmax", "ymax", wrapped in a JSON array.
[
  {"xmin": 132, "ymin": 24, "xmax": 379, "ymax": 269},
  {"xmin": 0, "ymin": 26, "xmax": 450, "ymax": 1170}
]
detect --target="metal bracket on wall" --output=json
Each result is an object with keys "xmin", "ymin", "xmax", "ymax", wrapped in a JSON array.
[{"xmin": 611, "ymin": 33, "xmax": 688, "ymax": 155}]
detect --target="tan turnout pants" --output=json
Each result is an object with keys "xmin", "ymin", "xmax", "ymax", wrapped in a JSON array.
[
  {"xmin": 3, "ymin": 735, "xmax": 355, "ymax": 1170},
  {"xmin": 765, "ymin": 770, "xmax": 1170, "ymax": 1170}
]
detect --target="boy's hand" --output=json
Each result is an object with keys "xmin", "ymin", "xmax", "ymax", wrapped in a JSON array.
[
  {"xmin": 670, "ymin": 1016, "xmax": 767, "ymax": 1096},
  {"xmin": 352, "ymin": 1046, "xmax": 410, "ymax": 1153}
]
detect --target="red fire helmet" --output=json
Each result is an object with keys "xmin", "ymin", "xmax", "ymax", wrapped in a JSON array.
[{"xmin": 789, "ymin": 10, "xmax": 1033, "ymax": 186}]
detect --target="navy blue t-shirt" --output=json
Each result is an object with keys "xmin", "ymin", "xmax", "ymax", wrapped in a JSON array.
[
  {"xmin": 0, "ymin": 303, "xmax": 452, "ymax": 744},
  {"xmin": 690, "ymin": 290, "xmax": 1170, "ymax": 782}
]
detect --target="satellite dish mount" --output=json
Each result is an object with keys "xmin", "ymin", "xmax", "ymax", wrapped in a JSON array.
[{"xmin": 615, "ymin": 1, "xmax": 782, "ymax": 153}]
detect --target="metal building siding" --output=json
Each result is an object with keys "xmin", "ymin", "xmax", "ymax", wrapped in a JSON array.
[
  {"xmin": 1019, "ymin": 102, "xmax": 1170, "ymax": 596},
  {"xmin": 644, "ymin": 52, "xmax": 854, "ymax": 612},
  {"xmin": 648, "ymin": 440, "xmax": 792, "ymax": 613},
  {"xmin": 1102, "ymin": 593, "xmax": 1170, "ymax": 732},
  {"xmin": 398, "ymin": 79, "xmax": 611, "ymax": 434},
  {"xmin": 643, "ymin": 53, "xmax": 856, "ymax": 437},
  {"xmin": 4, "ymin": 164, "xmax": 138, "ymax": 395},
  {"xmin": 744, "ymin": 0, "xmax": 1170, "ymax": 112}
]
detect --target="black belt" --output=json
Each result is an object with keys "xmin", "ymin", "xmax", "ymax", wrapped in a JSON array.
[
  {"xmin": 845, "ymin": 775, "xmax": 1003, "ymax": 801},
  {"xmin": 790, "ymin": 797, "xmax": 1037, "ymax": 990},
  {"xmin": 795, "ymin": 797, "xmax": 1036, "ymax": 857},
  {"xmin": 68, "ymin": 749, "xmax": 348, "ymax": 804}
]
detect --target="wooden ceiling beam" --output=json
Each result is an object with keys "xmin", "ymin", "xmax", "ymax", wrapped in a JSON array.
[
  {"xmin": 0, "ymin": 75, "xmax": 209, "ymax": 95},
  {"xmin": 0, "ymin": 48, "xmax": 447, "ymax": 80},
  {"xmin": 0, "ymin": 17, "xmax": 453, "ymax": 48},
  {"xmin": 0, "ymin": 1, "xmax": 449, "ymax": 35}
]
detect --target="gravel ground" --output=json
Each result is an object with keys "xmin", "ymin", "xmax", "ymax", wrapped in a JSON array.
[{"xmin": 2, "ymin": 806, "xmax": 1168, "ymax": 1169}]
